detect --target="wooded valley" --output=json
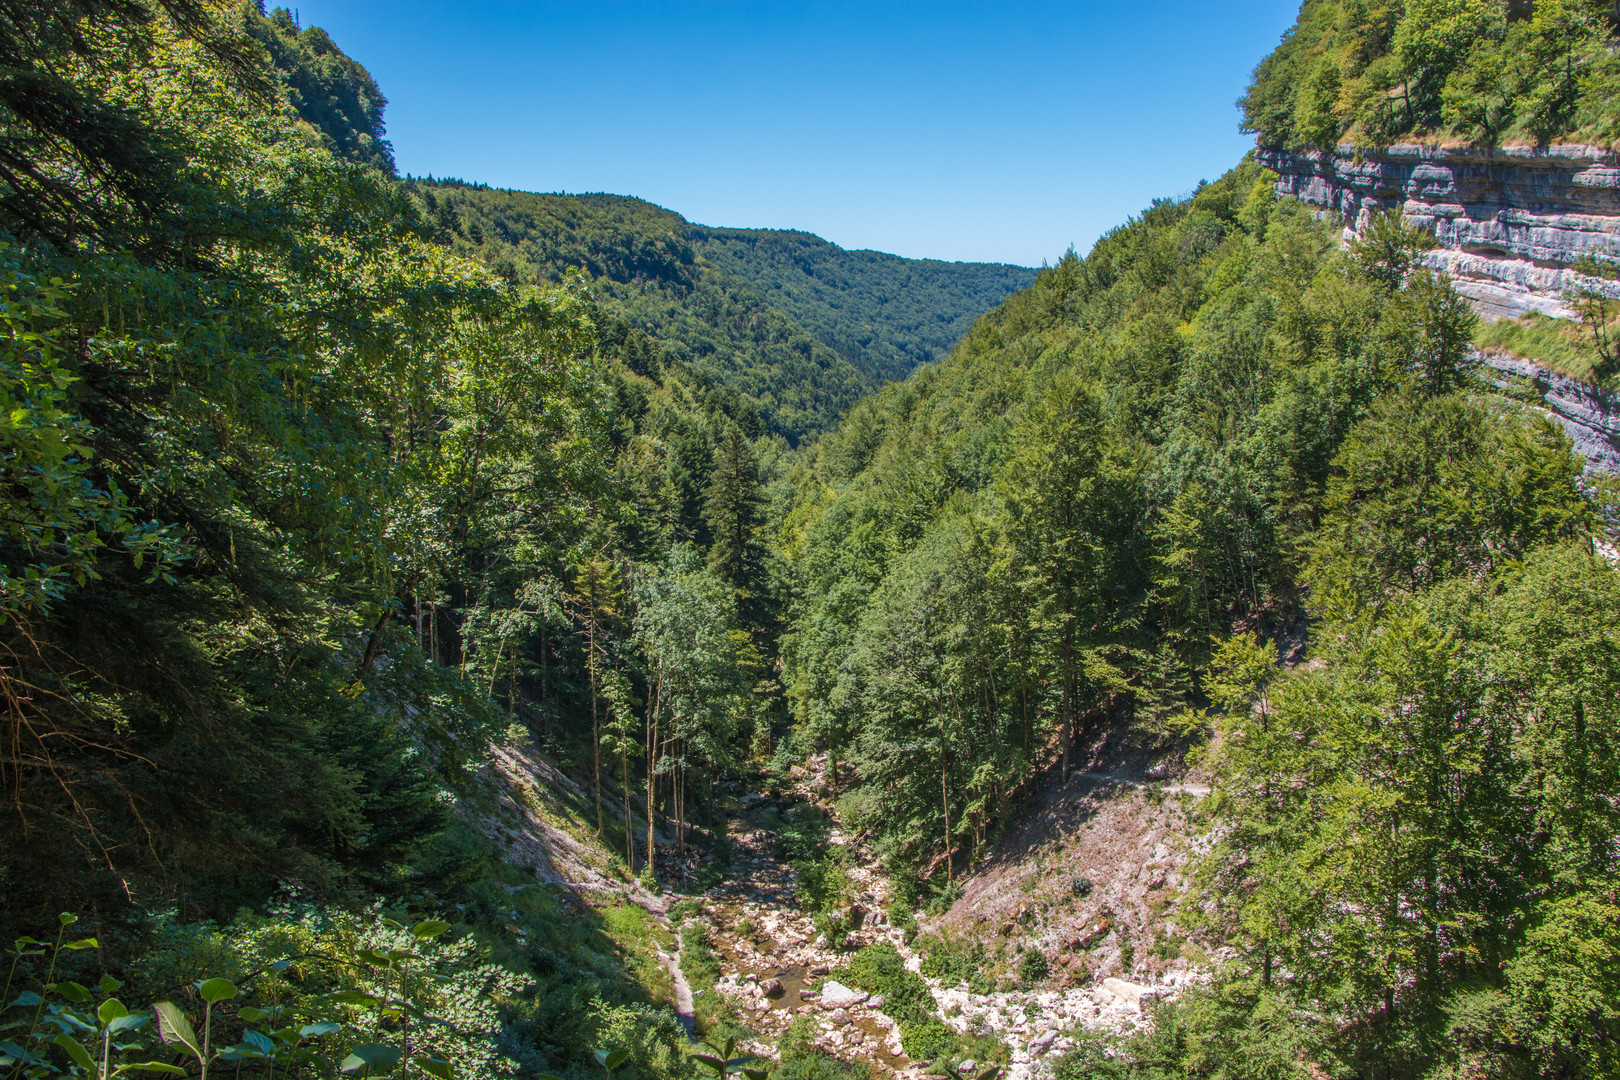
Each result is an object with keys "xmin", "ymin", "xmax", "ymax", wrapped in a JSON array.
[{"xmin": 3, "ymin": 4, "xmax": 1619, "ymax": 1080}]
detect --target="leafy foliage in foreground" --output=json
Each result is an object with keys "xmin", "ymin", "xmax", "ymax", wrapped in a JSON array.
[{"xmin": 1242, "ymin": 0, "xmax": 1620, "ymax": 150}]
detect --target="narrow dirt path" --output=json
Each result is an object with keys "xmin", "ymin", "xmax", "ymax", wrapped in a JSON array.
[{"xmin": 660, "ymin": 928, "xmax": 696, "ymax": 1039}]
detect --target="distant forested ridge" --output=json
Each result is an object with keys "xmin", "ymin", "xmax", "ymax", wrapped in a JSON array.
[
  {"xmin": 1243, "ymin": 0, "xmax": 1620, "ymax": 149},
  {"xmin": 404, "ymin": 182, "xmax": 869, "ymax": 443},
  {"xmin": 410, "ymin": 183, "xmax": 1032, "ymax": 442},
  {"xmin": 687, "ymin": 226, "xmax": 1034, "ymax": 384}
]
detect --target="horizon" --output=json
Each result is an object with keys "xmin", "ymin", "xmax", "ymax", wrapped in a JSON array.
[{"xmin": 287, "ymin": 1, "xmax": 1300, "ymax": 267}]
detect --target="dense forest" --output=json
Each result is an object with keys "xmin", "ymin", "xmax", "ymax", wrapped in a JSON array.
[
  {"xmin": 1243, "ymin": 0, "xmax": 1620, "ymax": 149},
  {"xmin": 4, "ymin": 3, "xmax": 1620, "ymax": 1080},
  {"xmin": 687, "ymin": 227, "xmax": 1033, "ymax": 385}
]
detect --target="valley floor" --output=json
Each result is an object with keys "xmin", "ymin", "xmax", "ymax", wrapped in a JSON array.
[{"xmin": 490, "ymin": 744, "xmax": 1215, "ymax": 1080}]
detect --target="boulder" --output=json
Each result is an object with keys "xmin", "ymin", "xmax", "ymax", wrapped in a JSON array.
[
  {"xmin": 1102, "ymin": 977, "xmax": 1150, "ymax": 1012},
  {"xmin": 760, "ymin": 978, "xmax": 784, "ymax": 999},
  {"xmin": 819, "ymin": 981, "xmax": 870, "ymax": 1008},
  {"xmin": 828, "ymin": 1007, "xmax": 851, "ymax": 1027}
]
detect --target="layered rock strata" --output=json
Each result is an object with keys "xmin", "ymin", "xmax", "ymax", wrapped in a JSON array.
[
  {"xmin": 1476, "ymin": 349, "xmax": 1620, "ymax": 473},
  {"xmin": 1261, "ymin": 143, "xmax": 1620, "ymax": 320}
]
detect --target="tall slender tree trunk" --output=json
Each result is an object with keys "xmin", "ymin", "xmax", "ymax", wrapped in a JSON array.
[
  {"xmin": 623, "ymin": 746, "xmax": 633, "ymax": 868},
  {"xmin": 589, "ymin": 614, "xmax": 601, "ymax": 835},
  {"xmin": 942, "ymin": 754, "xmax": 953, "ymax": 886},
  {"xmin": 645, "ymin": 674, "xmax": 661, "ymax": 873}
]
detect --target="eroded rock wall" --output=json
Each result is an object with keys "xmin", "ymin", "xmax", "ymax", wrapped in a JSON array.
[{"xmin": 1261, "ymin": 143, "xmax": 1620, "ymax": 320}]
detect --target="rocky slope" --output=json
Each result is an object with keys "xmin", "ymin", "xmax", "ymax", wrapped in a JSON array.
[{"xmin": 1262, "ymin": 143, "xmax": 1620, "ymax": 320}]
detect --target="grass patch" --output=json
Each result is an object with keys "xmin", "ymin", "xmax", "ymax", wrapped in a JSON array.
[
  {"xmin": 600, "ymin": 903, "xmax": 674, "ymax": 1004},
  {"xmin": 1477, "ymin": 312, "xmax": 1605, "ymax": 383}
]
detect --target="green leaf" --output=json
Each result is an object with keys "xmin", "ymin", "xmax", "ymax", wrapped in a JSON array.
[
  {"xmin": 95, "ymin": 977, "xmax": 120, "ymax": 996},
  {"xmin": 339, "ymin": 1043, "xmax": 401, "ymax": 1074},
  {"xmin": 9, "ymin": 992, "xmax": 43, "ymax": 1008},
  {"xmin": 242, "ymin": 1032, "xmax": 274, "ymax": 1055},
  {"xmin": 60, "ymin": 940, "xmax": 98, "ymax": 952},
  {"xmin": 97, "ymin": 1000, "xmax": 127, "ymax": 1025},
  {"xmin": 53, "ymin": 1033, "xmax": 93, "ymax": 1071},
  {"xmin": 54, "ymin": 984, "xmax": 92, "ymax": 1004},
  {"xmin": 298, "ymin": 1023, "xmax": 341, "ymax": 1038},
  {"xmin": 236, "ymin": 1009, "xmax": 268, "ymax": 1024},
  {"xmin": 690, "ymin": 1054, "xmax": 726, "ymax": 1075},
  {"xmin": 58, "ymin": 914, "xmax": 78, "ymax": 928},
  {"xmin": 196, "ymin": 980, "xmax": 236, "ymax": 1005},
  {"xmin": 408, "ymin": 921, "xmax": 450, "ymax": 941},
  {"xmin": 328, "ymin": 990, "xmax": 378, "ymax": 1007},
  {"xmin": 417, "ymin": 1057, "xmax": 452, "ymax": 1080},
  {"xmin": 153, "ymin": 1003, "xmax": 200, "ymax": 1058},
  {"xmin": 597, "ymin": 1049, "xmax": 631, "ymax": 1072},
  {"xmin": 110, "ymin": 1064, "xmax": 187, "ymax": 1077},
  {"xmin": 106, "ymin": 1016, "xmax": 147, "ymax": 1036}
]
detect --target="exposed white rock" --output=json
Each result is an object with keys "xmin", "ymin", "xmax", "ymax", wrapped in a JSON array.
[
  {"xmin": 1262, "ymin": 143, "xmax": 1620, "ymax": 323},
  {"xmin": 819, "ymin": 981, "xmax": 870, "ymax": 1008}
]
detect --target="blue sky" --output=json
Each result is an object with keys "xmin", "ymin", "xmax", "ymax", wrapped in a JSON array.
[{"xmin": 290, "ymin": 2, "xmax": 1300, "ymax": 267}]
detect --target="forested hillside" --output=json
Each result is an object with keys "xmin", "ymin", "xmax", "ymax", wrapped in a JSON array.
[
  {"xmin": 0, "ymin": 4, "xmax": 799, "ymax": 1079},
  {"xmin": 1245, "ymin": 0, "xmax": 1620, "ymax": 149},
  {"xmin": 688, "ymin": 226, "xmax": 1034, "ymax": 384},
  {"xmin": 777, "ymin": 158, "xmax": 1620, "ymax": 1075}
]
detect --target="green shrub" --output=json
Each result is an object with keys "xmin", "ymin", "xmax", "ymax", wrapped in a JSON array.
[
  {"xmin": 1017, "ymin": 948, "xmax": 1050, "ymax": 987},
  {"xmin": 916, "ymin": 935, "xmax": 993, "ymax": 996}
]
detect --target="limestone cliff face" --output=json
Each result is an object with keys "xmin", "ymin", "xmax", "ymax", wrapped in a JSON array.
[{"xmin": 1261, "ymin": 144, "xmax": 1620, "ymax": 320}]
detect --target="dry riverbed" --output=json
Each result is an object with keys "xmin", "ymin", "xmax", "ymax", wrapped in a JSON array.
[{"xmin": 666, "ymin": 756, "xmax": 1207, "ymax": 1080}]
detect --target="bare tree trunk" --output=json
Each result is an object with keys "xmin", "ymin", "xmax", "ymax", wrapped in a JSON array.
[
  {"xmin": 589, "ymin": 614, "xmax": 601, "ymax": 835},
  {"xmin": 942, "ymin": 753, "xmax": 953, "ymax": 886},
  {"xmin": 645, "ymin": 674, "xmax": 661, "ymax": 874}
]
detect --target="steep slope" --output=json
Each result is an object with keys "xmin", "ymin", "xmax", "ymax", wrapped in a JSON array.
[{"xmin": 689, "ymin": 226, "xmax": 1035, "ymax": 384}]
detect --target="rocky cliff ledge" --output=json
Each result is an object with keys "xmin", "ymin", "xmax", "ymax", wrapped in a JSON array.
[{"xmin": 1261, "ymin": 144, "xmax": 1620, "ymax": 320}]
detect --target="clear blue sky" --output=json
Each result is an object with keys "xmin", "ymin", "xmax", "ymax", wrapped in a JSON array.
[{"xmin": 289, "ymin": 1, "xmax": 1300, "ymax": 267}]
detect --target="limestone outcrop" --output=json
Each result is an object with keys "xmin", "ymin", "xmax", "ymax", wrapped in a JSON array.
[{"xmin": 1261, "ymin": 143, "xmax": 1620, "ymax": 321}]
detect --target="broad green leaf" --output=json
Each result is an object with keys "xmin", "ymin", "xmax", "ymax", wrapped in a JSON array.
[
  {"xmin": 9, "ymin": 993, "xmax": 43, "ymax": 1008},
  {"xmin": 409, "ymin": 921, "xmax": 450, "ymax": 941},
  {"xmin": 52, "ymin": 1033, "xmax": 92, "ymax": 1071},
  {"xmin": 243, "ymin": 1032, "xmax": 274, "ymax": 1055},
  {"xmin": 236, "ymin": 1009, "xmax": 268, "ymax": 1024},
  {"xmin": 96, "ymin": 977, "xmax": 121, "ymax": 996},
  {"xmin": 328, "ymin": 990, "xmax": 378, "ymax": 1007},
  {"xmin": 599, "ymin": 1049, "xmax": 631, "ymax": 1072},
  {"xmin": 58, "ymin": 914, "xmax": 78, "ymax": 928},
  {"xmin": 112, "ymin": 1063, "xmax": 187, "ymax": 1077},
  {"xmin": 54, "ymin": 984, "xmax": 92, "ymax": 1004},
  {"xmin": 196, "ymin": 980, "xmax": 236, "ymax": 1005},
  {"xmin": 106, "ymin": 1016, "xmax": 147, "ymax": 1036},
  {"xmin": 97, "ymin": 1000, "xmax": 127, "ymax": 1025},
  {"xmin": 153, "ymin": 1003, "xmax": 200, "ymax": 1058},
  {"xmin": 60, "ymin": 940, "xmax": 98, "ymax": 952},
  {"xmin": 417, "ymin": 1057, "xmax": 452, "ymax": 1080},
  {"xmin": 339, "ymin": 1043, "xmax": 401, "ymax": 1073},
  {"xmin": 298, "ymin": 1023, "xmax": 341, "ymax": 1038},
  {"xmin": 689, "ymin": 1054, "xmax": 725, "ymax": 1073}
]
